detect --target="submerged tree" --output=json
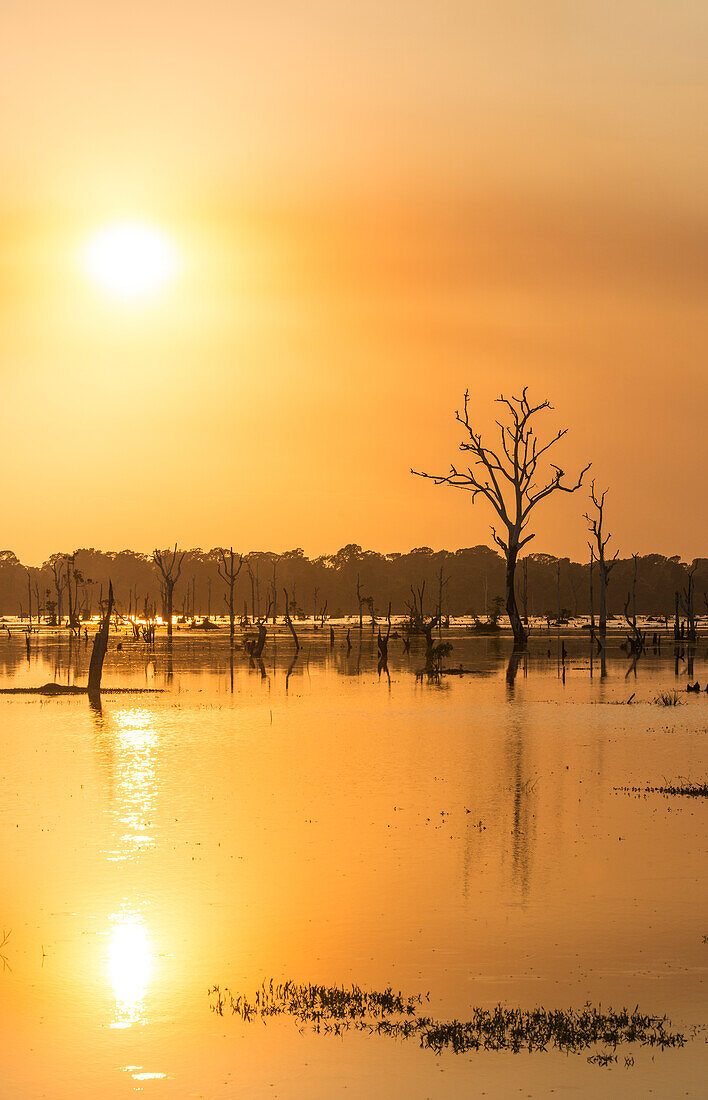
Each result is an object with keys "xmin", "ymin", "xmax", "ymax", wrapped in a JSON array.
[
  {"xmin": 680, "ymin": 562, "xmax": 698, "ymax": 642},
  {"xmin": 65, "ymin": 553, "xmax": 77, "ymax": 632},
  {"xmin": 405, "ymin": 581, "xmax": 440, "ymax": 650},
  {"xmin": 624, "ymin": 552, "xmax": 646, "ymax": 655},
  {"xmin": 412, "ymin": 388, "xmax": 590, "ymax": 646},
  {"xmin": 49, "ymin": 556, "xmax": 65, "ymax": 626},
  {"xmin": 217, "ymin": 547, "xmax": 243, "ymax": 644},
  {"xmin": 153, "ymin": 545, "xmax": 185, "ymax": 640},
  {"xmin": 584, "ymin": 482, "xmax": 619, "ymax": 639}
]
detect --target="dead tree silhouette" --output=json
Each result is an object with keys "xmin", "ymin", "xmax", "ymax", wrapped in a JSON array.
[
  {"xmin": 436, "ymin": 565, "xmax": 450, "ymax": 631},
  {"xmin": 153, "ymin": 545, "xmax": 185, "ymax": 640},
  {"xmin": 356, "ymin": 575, "xmax": 364, "ymax": 630},
  {"xmin": 680, "ymin": 562, "xmax": 698, "ymax": 642},
  {"xmin": 413, "ymin": 388, "xmax": 590, "ymax": 647},
  {"xmin": 270, "ymin": 559, "xmax": 279, "ymax": 624},
  {"xmin": 405, "ymin": 582, "xmax": 440, "ymax": 650},
  {"xmin": 88, "ymin": 581, "xmax": 114, "ymax": 703},
  {"xmin": 50, "ymin": 557, "xmax": 65, "ymax": 625},
  {"xmin": 378, "ymin": 602, "xmax": 392, "ymax": 669},
  {"xmin": 245, "ymin": 597, "xmax": 273, "ymax": 660},
  {"xmin": 624, "ymin": 553, "xmax": 646, "ymax": 655},
  {"xmin": 584, "ymin": 482, "xmax": 619, "ymax": 640},
  {"xmin": 65, "ymin": 553, "xmax": 77, "ymax": 632},
  {"xmin": 283, "ymin": 589, "xmax": 300, "ymax": 652},
  {"xmin": 217, "ymin": 547, "xmax": 243, "ymax": 644},
  {"xmin": 246, "ymin": 560, "xmax": 260, "ymax": 622}
]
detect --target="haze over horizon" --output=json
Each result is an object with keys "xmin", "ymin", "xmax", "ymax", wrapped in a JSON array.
[{"xmin": 2, "ymin": 1, "xmax": 706, "ymax": 565}]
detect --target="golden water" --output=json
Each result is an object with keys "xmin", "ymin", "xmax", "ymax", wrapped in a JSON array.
[{"xmin": 0, "ymin": 631, "xmax": 705, "ymax": 1097}]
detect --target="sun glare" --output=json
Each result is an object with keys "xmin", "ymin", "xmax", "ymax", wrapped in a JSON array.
[
  {"xmin": 82, "ymin": 221, "xmax": 179, "ymax": 301},
  {"xmin": 108, "ymin": 914, "xmax": 152, "ymax": 1027}
]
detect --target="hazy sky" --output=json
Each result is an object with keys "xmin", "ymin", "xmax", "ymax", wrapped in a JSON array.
[{"xmin": 1, "ymin": 1, "xmax": 706, "ymax": 564}]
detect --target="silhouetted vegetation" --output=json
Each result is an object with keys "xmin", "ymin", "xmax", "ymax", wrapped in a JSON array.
[
  {"xmin": 585, "ymin": 482, "xmax": 618, "ymax": 640},
  {"xmin": 653, "ymin": 690, "xmax": 684, "ymax": 706},
  {"xmin": 412, "ymin": 388, "xmax": 590, "ymax": 646},
  {"xmin": 616, "ymin": 779, "xmax": 708, "ymax": 798},
  {"xmin": 208, "ymin": 980, "xmax": 686, "ymax": 1058},
  {"xmin": 0, "ymin": 545, "xmax": 706, "ymax": 629},
  {"xmin": 153, "ymin": 545, "xmax": 184, "ymax": 639}
]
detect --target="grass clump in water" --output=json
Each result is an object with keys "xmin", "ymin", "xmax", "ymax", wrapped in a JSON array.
[
  {"xmin": 616, "ymin": 778, "xmax": 708, "ymax": 799},
  {"xmin": 653, "ymin": 690, "xmax": 683, "ymax": 707},
  {"xmin": 648, "ymin": 779, "xmax": 708, "ymax": 798},
  {"xmin": 208, "ymin": 980, "xmax": 686, "ymax": 1058}
]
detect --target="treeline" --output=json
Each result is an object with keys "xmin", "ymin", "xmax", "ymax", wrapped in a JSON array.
[{"xmin": 0, "ymin": 544, "xmax": 706, "ymax": 623}]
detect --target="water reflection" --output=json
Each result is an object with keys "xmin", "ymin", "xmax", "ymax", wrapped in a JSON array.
[
  {"xmin": 4, "ymin": 618, "xmax": 702, "ymax": 695},
  {"xmin": 107, "ymin": 910, "xmax": 153, "ymax": 1028},
  {"xmin": 106, "ymin": 709, "xmax": 157, "ymax": 861},
  {"xmin": 1, "ymin": 628, "xmax": 706, "ymax": 1097},
  {"xmin": 505, "ymin": 712, "xmax": 536, "ymax": 898}
]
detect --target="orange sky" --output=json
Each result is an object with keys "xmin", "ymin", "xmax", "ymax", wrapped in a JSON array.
[{"xmin": 1, "ymin": 1, "xmax": 706, "ymax": 564}]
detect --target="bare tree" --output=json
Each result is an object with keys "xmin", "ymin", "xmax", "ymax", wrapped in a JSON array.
[
  {"xmin": 405, "ymin": 581, "xmax": 440, "ymax": 650},
  {"xmin": 283, "ymin": 588, "xmax": 300, "ymax": 652},
  {"xmin": 584, "ymin": 482, "xmax": 619, "ymax": 639},
  {"xmin": 378, "ymin": 602, "xmax": 392, "ymax": 667},
  {"xmin": 88, "ymin": 581, "xmax": 114, "ymax": 702},
  {"xmin": 623, "ymin": 553, "xmax": 645, "ymax": 655},
  {"xmin": 413, "ymin": 388, "xmax": 590, "ymax": 646},
  {"xmin": 50, "ymin": 557, "xmax": 65, "ymax": 626},
  {"xmin": 356, "ymin": 574, "xmax": 364, "ymax": 630},
  {"xmin": 245, "ymin": 596, "xmax": 273, "ymax": 660},
  {"xmin": 64, "ymin": 554, "xmax": 80, "ymax": 633},
  {"xmin": 437, "ymin": 564, "xmax": 450, "ymax": 630},
  {"xmin": 153, "ymin": 545, "xmax": 185, "ymax": 639},
  {"xmin": 246, "ymin": 560, "xmax": 260, "ymax": 622},
  {"xmin": 680, "ymin": 562, "xmax": 698, "ymax": 642},
  {"xmin": 217, "ymin": 547, "xmax": 243, "ymax": 644},
  {"xmin": 270, "ymin": 558, "xmax": 279, "ymax": 624}
]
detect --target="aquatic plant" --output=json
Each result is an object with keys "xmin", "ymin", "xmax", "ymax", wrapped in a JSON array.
[
  {"xmin": 208, "ymin": 980, "xmax": 686, "ymax": 1058},
  {"xmin": 616, "ymin": 778, "xmax": 708, "ymax": 798},
  {"xmin": 647, "ymin": 780, "xmax": 708, "ymax": 798},
  {"xmin": 653, "ymin": 690, "xmax": 684, "ymax": 707}
]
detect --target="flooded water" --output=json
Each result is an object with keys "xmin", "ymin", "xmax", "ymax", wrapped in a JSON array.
[{"xmin": 0, "ymin": 626, "xmax": 706, "ymax": 1097}]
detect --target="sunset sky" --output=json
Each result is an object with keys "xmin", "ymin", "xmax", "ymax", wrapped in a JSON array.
[{"xmin": 1, "ymin": 1, "xmax": 706, "ymax": 565}]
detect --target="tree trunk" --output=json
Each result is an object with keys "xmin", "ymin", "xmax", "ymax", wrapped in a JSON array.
[
  {"xmin": 284, "ymin": 589, "xmax": 300, "ymax": 652},
  {"xmin": 166, "ymin": 584, "xmax": 173, "ymax": 639},
  {"xmin": 599, "ymin": 564, "xmax": 607, "ymax": 637},
  {"xmin": 88, "ymin": 581, "xmax": 114, "ymax": 701},
  {"xmin": 505, "ymin": 546, "xmax": 527, "ymax": 647},
  {"xmin": 253, "ymin": 620, "xmax": 267, "ymax": 658}
]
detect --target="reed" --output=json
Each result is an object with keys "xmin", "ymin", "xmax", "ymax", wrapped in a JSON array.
[{"xmin": 208, "ymin": 980, "xmax": 686, "ymax": 1058}]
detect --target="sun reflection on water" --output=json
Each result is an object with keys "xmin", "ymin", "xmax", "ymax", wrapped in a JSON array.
[
  {"xmin": 108, "ymin": 912, "xmax": 152, "ymax": 1028},
  {"xmin": 107, "ymin": 709, "xmax": 158, "ymax": 861}
]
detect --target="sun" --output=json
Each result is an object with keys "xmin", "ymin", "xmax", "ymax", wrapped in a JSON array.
[{"xmin": 82, "ymin": 220, "xmax": 179, "ymax": 301}]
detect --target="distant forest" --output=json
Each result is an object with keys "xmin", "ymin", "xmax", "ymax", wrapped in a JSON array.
[{"xmin": 1, "ymin": 545, "xmax": 706, "ymax": 624}]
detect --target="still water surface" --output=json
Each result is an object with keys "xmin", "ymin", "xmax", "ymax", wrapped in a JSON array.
[{"xmin": 0, "ymin": 628, "xmax": 706, "ymax": 1097}]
